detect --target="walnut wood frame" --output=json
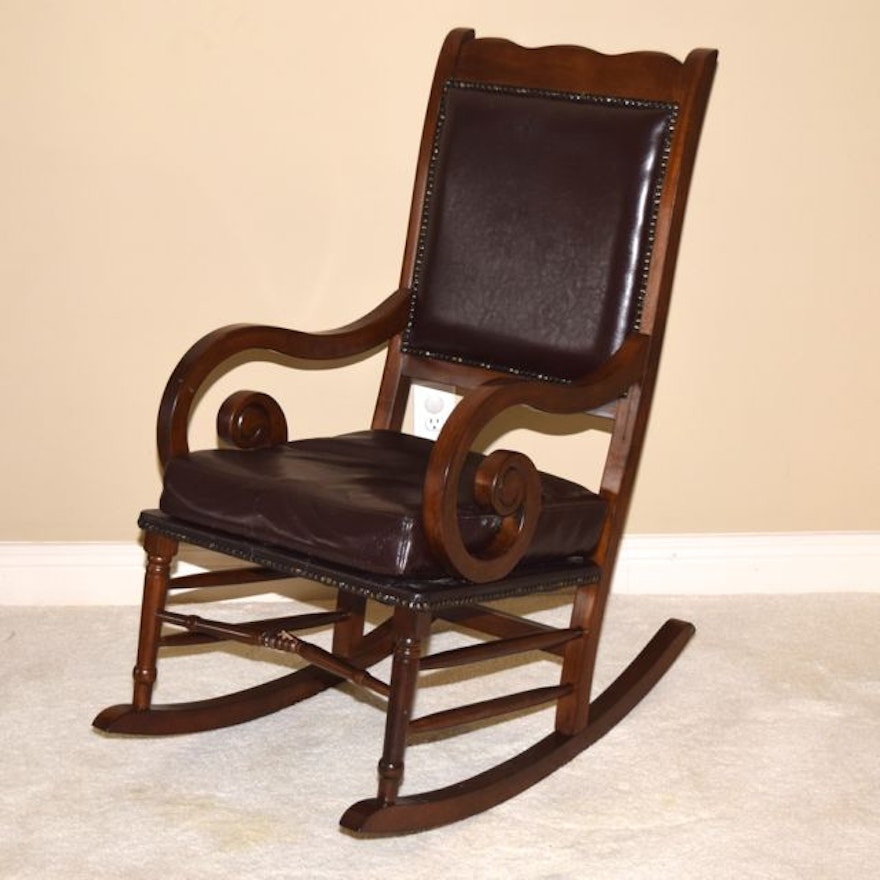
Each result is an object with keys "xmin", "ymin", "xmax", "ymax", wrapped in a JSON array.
[{"xmin": 94, "ymin": 29, "xmax": 717, "ymax": 835}]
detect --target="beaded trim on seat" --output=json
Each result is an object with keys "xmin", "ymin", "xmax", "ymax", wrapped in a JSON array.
[{"xmin": 139, "ymin": 509, "xmax": 600, "ymax": 611}]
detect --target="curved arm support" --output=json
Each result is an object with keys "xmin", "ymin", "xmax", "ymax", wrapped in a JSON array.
[
  {"xmin": 157, "ymin": 287, "xmax": 411, "ymax": 468},
  {"xmin": 422, "ymin": 333, "xmax": 651, "ymax": 583}
]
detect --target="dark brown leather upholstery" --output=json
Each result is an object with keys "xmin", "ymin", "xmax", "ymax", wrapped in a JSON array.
[
  {"xmin": 160, "ymin": 430, "xmax": 606, "ymax": 577},
  {"xmin": 403, "ymin": 81, "xmax": 677, "ymax": 381},
  {"xmin": 158, "ymin": 84, "xmax": 671, "ymax": 582}
]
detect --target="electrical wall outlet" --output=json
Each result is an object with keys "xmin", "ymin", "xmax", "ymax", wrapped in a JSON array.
[{"xmin": 412, "ymin": 383, "xmax": 460, "ymax": 440}]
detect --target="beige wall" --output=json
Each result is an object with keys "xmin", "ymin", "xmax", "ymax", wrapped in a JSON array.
[{"xmin": 2, "ymin": 0, "xmax": 878, "ymax": 542}]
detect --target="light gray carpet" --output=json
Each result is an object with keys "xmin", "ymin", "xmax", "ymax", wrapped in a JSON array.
[{"xmin": 1, "ymin": 592, "xmax": 878, "ymax": 879}]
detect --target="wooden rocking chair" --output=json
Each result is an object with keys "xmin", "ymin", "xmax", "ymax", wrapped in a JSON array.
[{"xmin": 94, "ymin": 29, "xmax": 717, "ymax": 834}]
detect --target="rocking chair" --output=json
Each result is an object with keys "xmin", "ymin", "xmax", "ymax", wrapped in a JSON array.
[{"xmin": 94, "ymin": 29, "xmax": 717, "ymax": 834}]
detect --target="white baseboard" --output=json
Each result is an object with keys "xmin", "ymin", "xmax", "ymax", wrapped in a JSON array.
[
  {"xmin": 1, "ymin": 533, "xmax": 879, "ymax": 605},
  {"xmin": 613, "ymin": 532, "xmax": 880, "ymax": 595}
]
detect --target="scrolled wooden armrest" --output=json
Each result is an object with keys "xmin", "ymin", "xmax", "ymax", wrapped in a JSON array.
[
  {"xmin": 157, "ymin": 287, "xmax": 411, "ymax": 467},
  {"xmin": 422, "ymin": 333, "xmax": 651, "ymax": 583},
  {"xmin": 216, "ymin": 390, "xmax": 289, "ymax": 450}
]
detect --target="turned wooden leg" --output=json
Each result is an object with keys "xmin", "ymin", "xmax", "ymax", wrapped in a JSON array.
[
  {"xmin": 377, "ymin": 608, "xmax": 431, "ymax": 805},
  {"xmin": 131, "ymin": 531, "xmax": 178, "ymax": 711}
]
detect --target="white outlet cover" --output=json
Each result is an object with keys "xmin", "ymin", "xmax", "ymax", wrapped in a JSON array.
[{"xmin": 412, "ymin": 384, "xmax": 460, "ymax": 440}]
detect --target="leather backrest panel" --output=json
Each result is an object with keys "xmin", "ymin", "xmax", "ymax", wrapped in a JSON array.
[{"xmin": 402, "ymin": 81, "xmax": 677, "ymax": 382}]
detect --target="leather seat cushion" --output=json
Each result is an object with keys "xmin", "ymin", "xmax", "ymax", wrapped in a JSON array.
[{"xmin": 160, "ymin": 430, "xmax": 606, "ymax": 579}]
